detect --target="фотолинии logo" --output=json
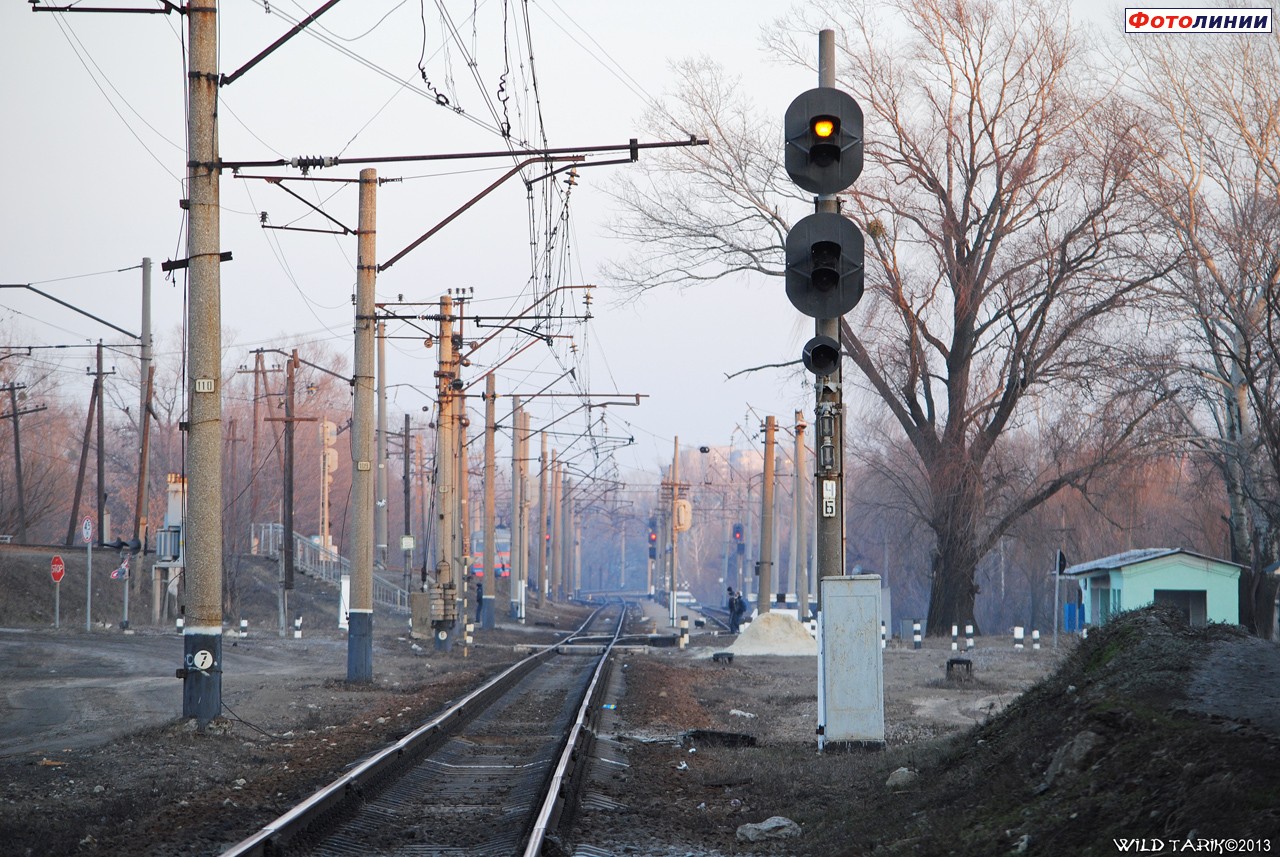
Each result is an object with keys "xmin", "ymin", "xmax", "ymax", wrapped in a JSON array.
[{"xmin": 1125, "ymin": 7, "xmax": 1274, "ymax": 33}]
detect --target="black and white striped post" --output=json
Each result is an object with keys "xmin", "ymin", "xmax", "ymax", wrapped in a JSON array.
[
  {"xmin": 965, "ymin": 623, "xmax": 975, "ymax": 650},
  {"xmin": 951, "ymin": 624, "xmax": 959, "ymax": 651},
  {"xmin": 912, "ymin": 620, "xmax": 922, "ymax": 650},
  {"xmin": 1014, "ymin": 626, "xmax": 1025, "ymax": 650},
  {"xmin": 880, "ymin": 620, "xmax": 887, "ymax": 650},
  {"xmin": 1032, "ymin": 630, "xmax": 1041, "ymax": 651}
]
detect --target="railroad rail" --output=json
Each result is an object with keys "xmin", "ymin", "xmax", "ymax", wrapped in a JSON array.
[{"xmin": 219, "ymin": 603, "xmax": 625, "ymax": 857}]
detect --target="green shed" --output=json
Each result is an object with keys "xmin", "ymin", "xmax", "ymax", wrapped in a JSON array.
[{"xmin": 1062, "ymin": 549, "xmax": 1242, "ymax": 628}]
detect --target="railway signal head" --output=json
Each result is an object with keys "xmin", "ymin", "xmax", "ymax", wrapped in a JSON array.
[
  {"xmin": 732, "ymin": 523, "xmax": 745, "ymax": 554},
  {"xmin": 785, "ymin": 87, "xmax": 863, "ymax": 195},
  {"xmin": 785, "ymin": 212, "xmax": 864, "ymax": 320},
  {"xmin": 802, "ymin": 334, "xmax": 841, "ymax": 377}
]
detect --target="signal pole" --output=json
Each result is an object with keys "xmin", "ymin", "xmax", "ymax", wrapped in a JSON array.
[
  {"xmin": 814, "ymin": 30, "xmax": 847, "ymax": 608},
  {"xmin": 782, "ymin": 30, "xmax": 862, "ymax": 609}
]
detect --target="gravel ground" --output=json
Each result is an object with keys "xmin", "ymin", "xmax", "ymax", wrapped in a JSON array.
[
  {"xmin": 0, "ymin": 595, "xmax": 1062, "ymax": 857},
  {"xmin": 8, "ymin": 581, "xmax": 1270, "ymax": 857}
]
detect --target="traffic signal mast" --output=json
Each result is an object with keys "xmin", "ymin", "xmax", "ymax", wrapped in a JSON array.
[{"xmin": 783, "ymin": 31, "xmax": 864, "ymax": 609}]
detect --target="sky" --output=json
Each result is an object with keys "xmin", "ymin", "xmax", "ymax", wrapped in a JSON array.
[{"xmin": 0, "ymin": 0, "xmax": 1122, "ymax": 489}]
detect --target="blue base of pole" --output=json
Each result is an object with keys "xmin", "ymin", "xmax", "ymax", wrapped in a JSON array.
[
  {"xmin": 347, "ymin": 611, "xmax": 373, "ymax": 682},
  {"xmin": 433, "ymin": 622, "xmax": 454, "ymax": 652},
  {"xmin": 182, "ymin": 631, "xmax": 222, "ymax": 727},
  {"xmin": 481, "ymin": 596, "xmax": 496, "ymax": 630}
]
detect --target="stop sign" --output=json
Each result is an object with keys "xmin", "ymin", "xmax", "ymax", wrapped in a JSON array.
[{"xmin": 51, "ymin": 555, "xmax": 65, "ymax": 584}]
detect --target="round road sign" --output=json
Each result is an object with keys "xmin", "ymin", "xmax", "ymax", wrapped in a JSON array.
[
  {"xmin": 51, "ymin": 555, "xmax": 65, "ymax": 584},
  {"xmin": 81, "ymin": 516, "xmax": 93, "ymax": 544}
]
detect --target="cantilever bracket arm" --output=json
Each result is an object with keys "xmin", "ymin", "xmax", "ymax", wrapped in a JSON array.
[
  {"xmin": 30, "ymin": 1, "xmax": 182, "ymax": 13},
  {"xmin": 378, "ymin": 156, "xmax": 583, "ymax": 272},
  {"xmin": 220, "ymin": 0, "xmax": 343, "ymax": 87},
  {"xmin": 0, "ymin": 284, "xmax": 139, "ymax": 341}
]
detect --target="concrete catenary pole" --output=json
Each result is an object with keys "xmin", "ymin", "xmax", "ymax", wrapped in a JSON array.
[
  {"xmin": 793, "ymin": 410, "xmax": 808, "ymax": 618},
  {"xmin": 481, "ymin": 372, "xmax": 497, "ymax": 629},
  {"xmin": 550, "ymin": 452, "xmax": 562, "ymax": 601},
  {"xmin": 814, "ymin": 28, "xmax": 846, "ymax": 611},
  {"xmin": 537, "ymin": 431, "xmax": 549, "ymax": 605},
  {"xmin": 518, "ymin": 410, "xmax": 531, "ymax": 620},
  {"xmin": 182, "ymin": 0, "xmax": 224, "ymax": 725},
  {"xmin": 283, "ymin": 351, "xmax": 298, "ymax": 594},
  {"xmin": 375, "ymin": 320, "xmax": 389, "ymax": 570},
  {"xmin": 347, "ymin": 167, "xmax": 377, "ymax": 682},
  {"xmin": 403, "ymin": 414, "xmax": 413, "ymax": 592},
  {"xmin": 669, "ymin": 436, "xmax": 680, "ymax": 627},
  {"xmin": 96, "ymin": 342, "xmax": 106, "ymax": 543},
  {"xmin": 434, "ymin": 296, "xmax": 457, "ymax": 649},
  {"xmin": 759, "ymin": 416, "xmax": 777, "ymax": 614},
  {"xmin": 509, "ymin": 396, "xmax": 522, "ymax": 619},
  {"xmin": 133, "ymin": 258, "xmax": 152, "ymax": 552},
  {"xmin": 456, "ymin": 390, "xmax": 469, "ymax": 623}
]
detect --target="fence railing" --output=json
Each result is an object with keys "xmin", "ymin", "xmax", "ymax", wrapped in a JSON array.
[{"xmin": 250, "ymin": 523, "xmax": 409, "ymax": 613}]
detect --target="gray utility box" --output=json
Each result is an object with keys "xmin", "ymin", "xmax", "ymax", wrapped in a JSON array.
[{"xmin": 818, "ymin": 575, "xmax": 885, "ymax": 748}]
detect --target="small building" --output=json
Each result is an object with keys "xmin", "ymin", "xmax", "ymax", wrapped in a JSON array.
[{"xmin": 1062, "ymin": 548, "xmax": 1242, "ymax": 628}]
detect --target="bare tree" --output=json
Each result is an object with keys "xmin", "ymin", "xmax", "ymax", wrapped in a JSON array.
[
  {"xmin": 608, "ymin": 0, "xmax": 1171, "ymax": 632},
  {"xmin": 1129, "ymin": 28, "xmax": 1280, "ymax": 634}
]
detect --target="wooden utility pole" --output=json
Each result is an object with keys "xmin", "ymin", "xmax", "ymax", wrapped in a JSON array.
[
  {"xmin": 347, "ymin": 167, "xmax": 377, "ymax": 682},
  {"xmin": 759, "ymin": 416, "xmax": 777, "ymax": 614},
  {"xmin": 182, "ymin": 0, "xmax": 224, "ymax": 726},
  {"xmin": 480, "ymin": 373, "xmax": 497, "ymax": 629},
  {"xmin": 66, "ymin": 377, "xmax": 98, "ymax": 546},
  {"xmin": 4, "ymin": 384, "xmax": 32, "ymax": 542}
]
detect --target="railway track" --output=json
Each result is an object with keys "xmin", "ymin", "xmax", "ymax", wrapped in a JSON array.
[{"xmin": 219, "ymin": 603, "xmax": 626, "ymax": 857}]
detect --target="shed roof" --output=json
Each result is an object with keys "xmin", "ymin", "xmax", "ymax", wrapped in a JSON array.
[{"xmin": 1061, "ymin": 548, "xmax": 1243, "ymax": 577}]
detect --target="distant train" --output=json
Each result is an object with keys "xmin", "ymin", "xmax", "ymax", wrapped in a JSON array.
[{"xmin": 469, "ymin": 525, "xmax": 511, "ymax": 578}]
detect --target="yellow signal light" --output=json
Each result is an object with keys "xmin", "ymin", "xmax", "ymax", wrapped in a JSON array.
[{"xmin": 812, "ymin": 117, "xmax": 836, "ymax": 138}]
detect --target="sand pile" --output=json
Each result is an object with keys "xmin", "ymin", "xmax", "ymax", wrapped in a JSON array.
[{"xmin": 725, "ymin": 612, "xmax": 818, "ymax": 656}]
